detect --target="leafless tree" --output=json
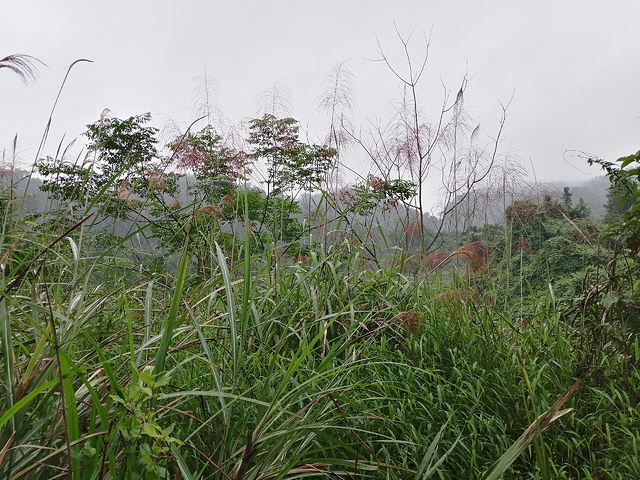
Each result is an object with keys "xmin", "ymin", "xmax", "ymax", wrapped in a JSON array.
[{"xmin": 353, "ymin": 28, "xmax": 509, "ymax": 253}]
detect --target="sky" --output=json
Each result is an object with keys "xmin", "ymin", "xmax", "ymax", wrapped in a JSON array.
[{"xmin": 1, "ymin": 0, "xmax": 639, "ymax": 191}]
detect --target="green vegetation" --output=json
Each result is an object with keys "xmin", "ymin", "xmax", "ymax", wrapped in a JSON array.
[{"xmin": 2, "ymin": 51, "xmax": 640, "ymax": 480}]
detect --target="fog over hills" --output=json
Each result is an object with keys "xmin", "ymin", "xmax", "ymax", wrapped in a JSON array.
[
  {"xmin": 2, "ymin": 167, "xmax": 613, "ymax": 229},
  {"xmin": 548, "ymin": 176, "xmax": 610, "ymax": 219}
]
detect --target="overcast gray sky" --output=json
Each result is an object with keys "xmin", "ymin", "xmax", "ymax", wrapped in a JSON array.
[{"xmin": 1, "ymin": 0, "xmax": 638, "ymax": 188}]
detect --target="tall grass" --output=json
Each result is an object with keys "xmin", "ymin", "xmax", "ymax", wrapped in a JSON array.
[{"xmin": 1, "ymin": 197, "xmax": 639, "ymax": 478}]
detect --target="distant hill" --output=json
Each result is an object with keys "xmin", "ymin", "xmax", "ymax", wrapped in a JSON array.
[
  {"xmin": 548, "ymin": 176, "xmax": 610, "ymax": 219},
  {"xmin": 0, "ymin": 168, "xmax": 615, "ymax": 227},
  {"xmin": 0, "ymin": 169, "xmax": 48, "ymax": 214}
]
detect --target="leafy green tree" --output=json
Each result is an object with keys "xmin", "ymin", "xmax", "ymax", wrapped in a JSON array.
[
  {"xmin": 36, "ymin": 113, "xmax": 178, "ymax": 223},
  {"xmin": 248, "ymin": 115, "xmax": 300, "ymax": 196},
  {"xmin": 247, "ymin": 114, "xmax": 337, "ymax": 248},
  {"xmin": 346, "ymin": 176, "xmax": 417, "ymax": 216},
  {"xmin": 314, "ymin": 175, "xmax": 418, "ymax": 262},
  {"xmin": 158, "ymin": 125, "xmax": 249, "ymax": 264},
  {"xmin": 561, "ymin": 186, "xmax": 592, "ymax": 220},
  {"xmin": 169, "ymin": 125, "xmax": 247, "ymax": 204},
  {"xmin": 248, "ymin": 114, "xmax": 336, "ymax": 196},
  {"xmin": 34, "ymin": 113, "xmax": 185, "ymax": 282},
  {"xmin": 569, "ymin": 197, "xmax": 591, "ymax": 220},
  {"xmin": 561, "ymin": 186, "xmax": 573, "ymax": 208},
  {"xmin": 590, "ymin": 150, "xmax": 640, "ymax": 248}
]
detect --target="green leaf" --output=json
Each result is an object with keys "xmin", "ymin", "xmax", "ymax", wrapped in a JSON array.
[
  {"xmin": 155, "ymin": 237, "xmax": 190, "ymax": 374},
  {"xmin": 0, "ymin": 379, "xmax": 59, "ymax": 430},
  {"xmin": 620, "ymin": 153, "xmax": 640, "ymax": 169},
  {"xmin": 81, "ymin": 445, "xmax": 97, "ymax": 457},
  {"xmin": 142, "ymin": 422, "xmax": 162, "ymax": 438},
  {"xmin": 602, "ymin": 291, "xmax": 620, "ymax": 308},
  {"xmin": 138, "ymin": 367, "xmax": 155, "ymax": 386},
  {"xmin": 154, "ymin": 375, "xmax": 171, "ymax": 387}
]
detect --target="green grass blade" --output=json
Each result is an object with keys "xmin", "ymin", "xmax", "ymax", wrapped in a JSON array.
[
  {"xmin": 414, "ymin": 419, "xmax": 448, "ymax": 480},
  {"xmin": 57, "ymin": 347, "xmax": 81, "ymax": 478},
  {"xmin": 81, "ymin": 332, "xmax": 124, "ymax": 399},
  {"xmin": 215, "ymin": 242, "xmax": 240, "ymax": 385},
  {"xmin": 171, "ymin": 444, "xmax": 196, "ymax": 480},
  {"xmin": 154, "ymin": 238, "xmax": 190, "ymax": 374},
  {"xmin": 240, "ymin": 191, "xmax": 252, "ymax": 353},
  {"xmin": 0, "ymin": 287, "xmax": 15, "ymax": 434},
  {"xmin": 0, "ymin": 379, "xmax": 59, "ymax": 430},
  {"xmin": 186, "ymin": 303, "xmax": 230, "ymax": 426},
  {"xmin": 144, "ymin": 280, "xmax": 154, "ymax": 364},
  {"xmin": 481, "ymin": 376, "xmax": 584, "ymax": 480}
]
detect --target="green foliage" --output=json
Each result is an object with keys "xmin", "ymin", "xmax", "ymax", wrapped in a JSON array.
[
  {"xmin": 248, "ymin": 113, "xmax": 337, "ymax": 196},
  {"xmin": 524, "ymin": 235, "xmax": 595, "ymax": 295},
  {"xmin": 38, "ymin": 114, "xmax": 161, "ymax": 200},
  {"xmin": 169, "ymin": 124, "xmax": 246, "ymax": 203},
  {"xmin": 590, "ymin": 150, "xmax": 640, "ymax": 244},
  {"xmin": 36, "ymin": 113, "xmax": 178, "ymax": 228},
  {"xmin": 345, "ymin": 175, "xmax": 417, "ymax": 216},
  {"xmin": 111, "ymin": 367, "xmax": 183, "ymax": 480},
  {"xmin": 244, "ymin": 114, "xmax": 338, "ymax": 249},
  {"xmin": 560, "ymin": 186, "xmax": 592, "ymax": 220},
  {"xmin": 572, "ymin": 151, "xmax": 640, "ymax": 362},
  {"xmin": 603, "ymin": 182, "xmax": 633, "ymax": 224},
  {"xmin": 481, "ymin": 192, "xmax": 603, "ymax": 322},
  {"xmin": 2, "ymin": 200, "xmax": 639, "ymax": 478}
]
